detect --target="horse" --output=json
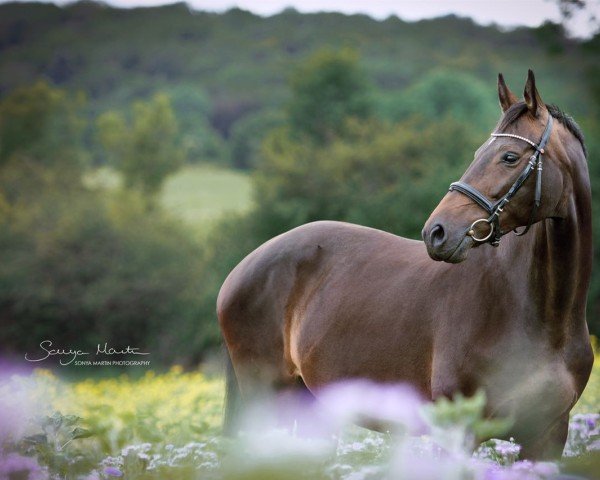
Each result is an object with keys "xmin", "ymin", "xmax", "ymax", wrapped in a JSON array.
[{"xmin": 217, "ymin": 70, "xmax": 593, "ymax": 459}]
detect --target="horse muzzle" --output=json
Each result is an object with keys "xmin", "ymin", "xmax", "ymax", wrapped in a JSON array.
[{"xmin": 422, "ymin": 219, "xmax": 476, "ymax": 263}]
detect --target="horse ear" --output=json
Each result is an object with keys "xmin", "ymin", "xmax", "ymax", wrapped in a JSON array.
[
  {"xmin": 498, "ymin": 73, "xmax": 517, "ymax": 112},
  {"xmin": 523, "ymin": 69, "xmax": 544, "ymax": 117}
]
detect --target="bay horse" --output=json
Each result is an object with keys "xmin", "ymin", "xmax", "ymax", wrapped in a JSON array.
[{"xmin": 217, "ymin": 70, "xmax": 593, "ymax": 459}]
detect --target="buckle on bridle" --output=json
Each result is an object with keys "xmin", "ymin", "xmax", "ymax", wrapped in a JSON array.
[{"xmin": 467, "ymin": 218, "xmax": 495, "ymax": 243}]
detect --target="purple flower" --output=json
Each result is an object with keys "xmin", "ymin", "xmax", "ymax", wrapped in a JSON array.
[
  {"xmin": 0, "ymin": 453, "xmax": 48, "ymax": 480},
  {"xmin": 273, "ymin": 388, "xmax": 335, "ymax": 437},
  {"xmin": 482, "ymin": 465, "xmax": 522, "ymax": 480},
  {"xmin": 0, "ymin": 357, "xmax": 36, "ymax": 377},
  {"xmin": 317, "ymin": 380, "xmax": 428, "ymax": 435},
  {"xmin": 587, "ymin": 417, "xmax": 596, "ymax": 429},
  {"xmin": 494, "ymin": 441, "xmax": 521, "ymax": 458},
  {"xmin": 103, "ymin": 466, "xmax": 123, "ymax": 477},
  {"xmin": 529, "ymin": 461, "xmax": 560, "ymax": 477}
]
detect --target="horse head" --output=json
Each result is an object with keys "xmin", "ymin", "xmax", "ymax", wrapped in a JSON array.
[{"xmin": 422, "ymin": 70, "xmax": 584, "ymax": 263}]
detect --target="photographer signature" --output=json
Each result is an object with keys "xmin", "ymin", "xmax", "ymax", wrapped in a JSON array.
[{"xmin": 25, "ymin": 340, "xmax": 149, "ymax": 366}]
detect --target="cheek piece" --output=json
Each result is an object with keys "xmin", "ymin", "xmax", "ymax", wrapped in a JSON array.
[{"xmin": 448, "ymin": 115, "xmax": 553, "ymax": 247}]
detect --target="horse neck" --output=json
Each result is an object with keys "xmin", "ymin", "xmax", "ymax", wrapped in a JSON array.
[{"xmin": 506, "ymin": 156, "xmax": 592, "ymax": 342}]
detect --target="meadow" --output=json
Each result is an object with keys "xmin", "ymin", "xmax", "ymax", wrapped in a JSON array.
[
  {"xmin": 85, "ymin": 165, "xmax": 252, "ymax": 230},
  {"xmin": 160, "ymin": 167, "xmax": 252, "ymax": 227},
  {"xmin": 0, "ymin": 347, "xmax": 598, "ymax": 480}
]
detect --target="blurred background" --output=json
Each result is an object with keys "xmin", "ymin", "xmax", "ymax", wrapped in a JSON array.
[{"xmin": 0, "ymin": 0, "xmax": 599, "ymax": 369}]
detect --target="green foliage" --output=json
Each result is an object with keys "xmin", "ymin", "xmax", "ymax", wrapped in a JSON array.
[
  {"xmin": 229, "ymin": 109, "xmax": 285, "ymax": 169},
  {"xmin": 0, "ymin": 83, "xmax": 227, "ymax": 365},
  {"xmin": 583, "ymin": 118, "xmax": 600, "ymax": 332},
  {"xmin": 379, "ymin": 69, "xmax": 498, "ymax": 133},
  {"xmin": 254, "ymin": 116, "xmax": 478, "ymax": 239},
  {"xmin": 0, "ymin": 1, "xmax": 596, "ymax": 176},
  {"xmin": 96, "ymin": 110, "xmax": 128, "ymax": 164},
  {"xmin": 246, "ymin": 51, "xmax": 483, "ymax": 249},
  {"xmin": 199, "ymin": 213, "xmax": 268, "ymax": 334},
  {"xmin": 0, "ymin": 80, "xmax": 86, "ymax": 171},
  {"xmin": 562, "ymin": 451, "xmax": 600, "ymax": 479},
  {"xmin": 423, "ymin": 391, "xmax": 513, "ymax": 448},
  {"xmin": 166, "ymin": 84, "xmax": 229, "ymax": 164},
  {"xmin": 0, "ymin": 2, "xmax": 594, "ymax": 115},
  {"xmin": 0, "ymin": 187, "xmax": 213, "ymax": 364},
  {"xmin": 287, "ymin": 49, "xmax": 373, "ymax": 144},
  {"xmin": 21, "ymin": 412, "xmax": 97, "ymax": 479},
  {"xmin": 97, "ymin": 93, "xmax": 184, "ymax": 198}
]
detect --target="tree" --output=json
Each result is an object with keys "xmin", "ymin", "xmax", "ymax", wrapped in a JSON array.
[
  {"xmin": 381, "ymin": 69, "xmax": 497, "ymax": 133},
  {"xmin": 229, "ymin": 109, "xmax": 284, "ymax": 169},
  {"xmin": 287, "ymin": 48, "xmax": 373, "ymax": 144},
  {"xmin": 254, "ymin": 116, "xmax": 479, "ymax": 240},
  {"xmin": 97, "ymin": 93, "xmax": 184, "ymax": 199},
  {"xmin": 0, "ymin": 80, "xmax": 86, "ymax": 170},
  {"xmin": 166, "ymin": 84, "xmax": 229, "ymax": 165},
  {"xmin": 0, "ymin": 81, "xmax": 87, "ymax": 208}
]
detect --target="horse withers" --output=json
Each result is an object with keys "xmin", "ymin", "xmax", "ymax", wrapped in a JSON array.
[{"xmin": 217, "ymin": 70, "xmax": 593, "ymax": 459}]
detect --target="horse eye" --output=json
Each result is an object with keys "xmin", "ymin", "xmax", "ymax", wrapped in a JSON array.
[{"xmin": 502, "ymin": 152, "xmax": 520, "ymax": 164}]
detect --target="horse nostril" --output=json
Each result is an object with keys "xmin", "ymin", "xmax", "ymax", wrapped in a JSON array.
[{"xmin": 430, "ymin": 224, "xmax": 446, "ymax": 248}]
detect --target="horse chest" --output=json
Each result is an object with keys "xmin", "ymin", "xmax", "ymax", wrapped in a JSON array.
[{"xmin": 435, "ymin": 339, "xmax": 578, "ymax": 424}]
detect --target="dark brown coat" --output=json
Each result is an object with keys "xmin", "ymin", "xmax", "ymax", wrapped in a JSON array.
[{"xmin": 217, "ymin": 71, "xmax": 593, "ymax": 458}]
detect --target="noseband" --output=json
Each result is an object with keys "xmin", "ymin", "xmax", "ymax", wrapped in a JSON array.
[{"xmin": 448, "ymin": 115, "xmax": 553, "ymax": 247}]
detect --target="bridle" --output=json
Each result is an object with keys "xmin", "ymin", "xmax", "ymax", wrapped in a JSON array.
[{"xmin": 448, "ymin": 115, "xmax": 553, "ymax": 247}]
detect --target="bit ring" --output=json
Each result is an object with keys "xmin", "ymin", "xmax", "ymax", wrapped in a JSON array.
[{"xmin": 468, "ymin": 218, "xmax": 494, "ymax": 242}]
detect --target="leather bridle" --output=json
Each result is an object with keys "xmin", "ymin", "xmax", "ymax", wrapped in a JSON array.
[{"xmin": 448, "ymin": 115, "xmax": 553, "ymax": 247}]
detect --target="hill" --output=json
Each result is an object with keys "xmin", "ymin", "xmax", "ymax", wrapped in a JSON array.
[{"xmin": 0, "ymin": 1, "xmax": 598, "ymax": 149}]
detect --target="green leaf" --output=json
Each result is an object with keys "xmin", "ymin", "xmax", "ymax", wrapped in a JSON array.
[
  {"xmin": 70, "ymin": 427, "xmax": 94, "ymax": 440},
  {"xmin": 62, "ymin": 414, "xmax": 82, "ymax": 427},
  {"xmin": 190, "ymin": 421, "xmax": 209, "ymax": 434},
  {"xmin": 43, "ymin": 412, "xmax": 64, "ymax": 435}
]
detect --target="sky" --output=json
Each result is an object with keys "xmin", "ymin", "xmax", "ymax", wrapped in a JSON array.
[{"xmin": 5, "ymin": 0, "xmax": 600, "ymax": 37}]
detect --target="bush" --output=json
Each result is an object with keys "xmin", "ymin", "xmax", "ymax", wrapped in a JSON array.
[
  {"xmin": 287, "ymin": 48, "xmax": 373, "ymax": 145},
  {"xmin": 378, "ymin": 69, "xmax": 498, "ymax": 134},
  {"xmin": 0, "ymin": 187, "xmax": 213, "ymax": 365},
  {"xmin": 253, "ymin": 116, "xmax": 479, "ymax": 240}
]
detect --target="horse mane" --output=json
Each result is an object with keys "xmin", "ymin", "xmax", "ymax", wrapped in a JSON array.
[{"xmin": 496, "ymin": 102, "xmax": 587, "ymax": 158}]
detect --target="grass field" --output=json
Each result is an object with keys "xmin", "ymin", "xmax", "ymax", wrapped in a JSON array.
[
  {"xmin": 84, "ymin": 165, "xmax": 252, "ymax": 228},
  {"xmin": 160, "ymin": 166, "xmax": 252, "ymax": 226}
]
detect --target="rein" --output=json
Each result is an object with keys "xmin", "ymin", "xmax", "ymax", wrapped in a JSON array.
[{"xmin": 448, "ymin": 115, "xmax": 553, "ymax": 247}]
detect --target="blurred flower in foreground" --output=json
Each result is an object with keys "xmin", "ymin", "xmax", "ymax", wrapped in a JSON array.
[
  {"xmin": 0, "ymin": 368, "xmax": 38, "ymax": 445},
  {"xmin": 477, "ymin": 460, "xmax": 559, "ymax": 480},
  {"xmin": 317, "ymin": 380, "xmax": 428, "ymax": 435},
  {"xmin": 103, "ymin": 466, "xmax": 123, "ymax": 477},
  {"xmin": 563, "ymin": 413, "xmax": 600, "ymax": 456},
  {"xmin": 1, "ymin": 370, "xmax": 597, "ymax": 479},
  {"xmin": 422, "ymin": 391, "xmax": 512, "ymax": 454},
  {"xmin": 221, "ymin": 429, "xmax": 334, "ymax": 480},
  {"xmin": 0, "ymin": 452, "xmax": 49, "ymax": 480}
]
